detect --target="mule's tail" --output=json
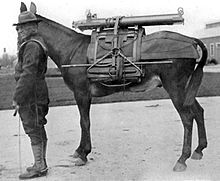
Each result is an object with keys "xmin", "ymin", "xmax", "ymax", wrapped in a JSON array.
[{"xmin": 183, "ymin": 38, "xmax": 208, "ymax": 106}]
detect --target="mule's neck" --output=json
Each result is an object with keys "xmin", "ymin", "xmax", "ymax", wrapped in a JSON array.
[{"xmin": 37, "ymin": 15, "xmax": 89, "ymax": 68}]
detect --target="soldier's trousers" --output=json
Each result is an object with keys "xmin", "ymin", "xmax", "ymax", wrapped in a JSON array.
[{"xmin": 18, "ymin": 103, "xmax": 49, "ymax": 145}]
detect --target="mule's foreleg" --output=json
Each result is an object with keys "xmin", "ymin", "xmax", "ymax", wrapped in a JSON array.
[
  {"xmin": 73, "ymin": 90, "xmax": 92, "ymax": 166},
  {"xmin": 191, "ymin": 100, "xmax": 207, "ymax": 160}
]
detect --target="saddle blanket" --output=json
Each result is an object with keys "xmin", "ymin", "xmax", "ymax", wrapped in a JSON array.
[
  {"xmin": 140, "ymin": 31, "xmax": 199, "ymax": 60},
  {"xmin": 87, "ymin": 30, "xmax": 199, "ymax": 62}
]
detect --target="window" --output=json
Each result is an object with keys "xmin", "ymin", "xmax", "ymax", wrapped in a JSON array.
[
  {"xmin": 210, "ymin": 43, "xmax": 214, "ymax": 57},
  {"xmin": 216, "ymin": 42, "xmax": 220, "ymax": 48}
]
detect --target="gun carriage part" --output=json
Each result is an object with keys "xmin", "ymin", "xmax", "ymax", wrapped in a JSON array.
[{"xmin": 73, "ymin": 7, "xmax": 184, "ymax": 31}]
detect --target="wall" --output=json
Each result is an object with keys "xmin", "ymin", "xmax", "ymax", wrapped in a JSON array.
[{"xmin": 201, "ymin": 36, "xmax": 220, "ymax": 63}]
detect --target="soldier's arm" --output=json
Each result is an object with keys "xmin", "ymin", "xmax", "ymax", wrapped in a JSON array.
[{"xmin": 13, "ymin": 42, "xmax": 41, "ymax": 105}]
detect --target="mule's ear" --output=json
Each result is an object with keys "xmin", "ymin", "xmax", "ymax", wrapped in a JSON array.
[
  {"xmin": 20, "ymin": 2, "xmax": 27, "ymax": 13},
  {"xmin": 30, "ymin": 2, "xmax": 37, "ymax": 14}
]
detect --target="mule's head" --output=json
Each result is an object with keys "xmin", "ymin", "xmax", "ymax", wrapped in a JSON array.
[{"xmin": 16, "ymin": 2, "xmax": 89, "ymax": 69}]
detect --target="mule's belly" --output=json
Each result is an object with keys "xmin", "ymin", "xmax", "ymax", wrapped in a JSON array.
[
  {"xmin": 128, "ymin": 75, "xmax": 162, "ymax": 92},
  {"xmin": 89, "ymin": 58, "xmax": 196, "ymax": 97},
  {"xmin": 90, "ymin": 74, "xmax": 162, "ymax": 97}
]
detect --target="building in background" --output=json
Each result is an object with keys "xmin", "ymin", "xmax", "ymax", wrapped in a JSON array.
[
  {"xmin": 0, "ymin": 48, "xmax": 17, "ymax": 68},
  {"xmin": 0, "ymin": 48, "xmax": 9, "ymax": 67},
  {"xmin": 197, "ymin": 21, "xmax": 220, "ymax": 64}
]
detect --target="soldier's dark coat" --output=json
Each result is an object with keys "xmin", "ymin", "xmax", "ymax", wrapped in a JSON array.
[
  {"xmin": 13, "ymin": 35, "xmax": 49, "ymax": 106},
  {"xmin": 13, "ymin": 35, "xmax": 49, "ymax": 144}
]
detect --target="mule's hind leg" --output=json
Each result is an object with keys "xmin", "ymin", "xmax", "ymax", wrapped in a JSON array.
[
  {"xmin": 172, "ymin": 102, "xmax": 194, "ymax": 172},
  {"xmin": 191, "ymin": 99, "xmax": 207, "ymax": 160},
  {"xmin": 163, "ymin": 81, "xmax": 194, "ymax": 172},
  {"xmin": 73, "ymin": 87, "xmax": 92, "ymax": 166}
]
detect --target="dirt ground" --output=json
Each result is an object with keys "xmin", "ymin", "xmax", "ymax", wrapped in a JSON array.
[{"xmin": 1, "ymin": 97, "xmax": 220, "ymax": 181}]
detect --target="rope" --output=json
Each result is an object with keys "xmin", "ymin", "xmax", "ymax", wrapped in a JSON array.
[
  {"xmin": 13, "ymin": 107, "xmax": 22, "ymax": 173},
  {"xmin": 18, "ymin": 115, "xmax": 22, "ymax": 174}
]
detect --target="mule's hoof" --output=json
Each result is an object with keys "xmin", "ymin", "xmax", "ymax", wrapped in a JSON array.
[
  {"xmin": 74, "ymin": 158, "xmax": 87, "ymax": 166},
  {"xmin": 173, "ymin": 161, "xmax": 187, "ymax": 172},
  {"xmin": 191, "ymin": 151, "xmax": 203, "ymax": 160},
  {"xmin": 71, "ymin": 151, "xmax": 80, "ymax": 159}
]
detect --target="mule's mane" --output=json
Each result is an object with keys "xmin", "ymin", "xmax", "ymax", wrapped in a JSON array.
[
  {"xmin": 36, "ymin": 14, "xmax": 78, "ymax": 36},
  {"xmin": 35, "ymin": 13, "xmax": 90, "ymax": 68}
]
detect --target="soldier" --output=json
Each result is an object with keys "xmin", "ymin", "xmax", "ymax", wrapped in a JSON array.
[{"xmin": 13, "ymin": 9, "xmax": 49, "ymax": 179}]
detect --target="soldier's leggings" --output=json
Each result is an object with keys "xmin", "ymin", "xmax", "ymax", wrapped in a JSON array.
[{"xmin": 18, "ymin": 103, "xmax": 49, "ymax": 145}]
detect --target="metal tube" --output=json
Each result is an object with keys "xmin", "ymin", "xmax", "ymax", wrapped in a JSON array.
[
  {"xmin": 62, "ymin": 64, "xmax": 92, "ymax": 68},
  {"xmin": 61, "ymin": 60, "xmax": 173, "ymax": 68},
  {"xmin": 135, "ymin": 60, "xmax": 173, "ymax": 65},
  {"xmin": 73, "ymin": 8, "xmax": 184, "ymax": 31}
]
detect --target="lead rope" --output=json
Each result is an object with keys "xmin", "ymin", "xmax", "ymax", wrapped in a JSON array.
[
  {"xmin": 18, "ymin": 115, "xmax": 22, "ymax": 174},
  {"xmin": 14, "ymin": 107, "xmax": 22, "ymax": 174}
]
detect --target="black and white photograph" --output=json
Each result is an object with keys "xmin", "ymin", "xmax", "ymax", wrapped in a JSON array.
[{"xmin": 0, "ymin": 0, "xmax": 220, "ymax": 180}]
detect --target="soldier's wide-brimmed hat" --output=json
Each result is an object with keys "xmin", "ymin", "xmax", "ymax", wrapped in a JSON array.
[{"xmin": 13, "ymin": 11, "xmax": 41, "ymax": 26}]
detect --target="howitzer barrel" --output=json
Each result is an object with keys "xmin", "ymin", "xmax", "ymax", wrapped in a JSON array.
[{"xmin": 73, "ymin": 8, "xmax": 184, "ymax": 31}]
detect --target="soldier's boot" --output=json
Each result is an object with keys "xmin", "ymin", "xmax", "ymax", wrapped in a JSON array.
[
  {"xmin": 19, "ymin": 143, "xmax": 48, "ymax": 180},
  {"xmin": 26, "ymin": 141, "xmax": 47, "ymax": 172}
]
